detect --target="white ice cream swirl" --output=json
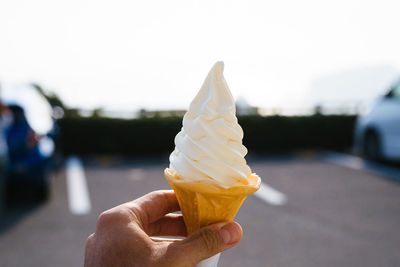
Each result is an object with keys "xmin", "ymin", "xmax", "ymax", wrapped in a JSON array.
[{"xmin": 169, "ymin": 62, "xmax": 252, "ymax": 188}]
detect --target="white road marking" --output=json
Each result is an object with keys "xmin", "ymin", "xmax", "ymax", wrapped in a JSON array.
[
  {"xmin": 129, "ymin": 168, "xmax": 145, "ymax": 181},
  {"xmin": 66, "ymin": 156, "xmax": 91, "ymax": 215},
  {"xmin": 321, "ymin": 151, "xmax": 400, "ymax": 182},
  {"xmin": 254, "ymin": 182, "xmax": 287, "ymax": 206}
]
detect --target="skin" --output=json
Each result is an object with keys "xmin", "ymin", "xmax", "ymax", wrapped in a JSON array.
[{"xmin": 85, "ymin": 190, "xmax": 243, "ymax": 267}]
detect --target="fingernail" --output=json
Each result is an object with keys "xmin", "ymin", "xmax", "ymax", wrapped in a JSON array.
[{"xmin": 220, "ymin": 222, "xmax": 241, "ymax": 245}]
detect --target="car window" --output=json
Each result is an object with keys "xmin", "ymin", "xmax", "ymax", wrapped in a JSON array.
[{"xmin": 2, "ymin": 84, "xmax": 53, "ymax": 135}]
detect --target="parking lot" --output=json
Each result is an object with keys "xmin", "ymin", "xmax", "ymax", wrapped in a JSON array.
[{"xmin": 1, "ymin": 153, "xmax": 400, "ymax": 267}]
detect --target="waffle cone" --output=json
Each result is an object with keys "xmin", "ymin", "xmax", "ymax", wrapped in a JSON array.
[{"xmin": 164, "ymin": 168, "xmax": 261, "ymax": 235}]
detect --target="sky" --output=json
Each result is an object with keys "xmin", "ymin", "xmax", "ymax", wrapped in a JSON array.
[{"xmin": 1, "ymin": 0, "xmax": 400, "ymax": 114}]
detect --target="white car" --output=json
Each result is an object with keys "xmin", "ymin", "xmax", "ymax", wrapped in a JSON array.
[{"xmin": 354, "ymin": 80, "xmax": 400, "ymax": 161}]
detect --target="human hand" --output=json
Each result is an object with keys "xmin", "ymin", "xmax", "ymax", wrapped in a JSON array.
[{"xmin": 84, "ymin": 190, "xmax": 243, "ymax": 267}]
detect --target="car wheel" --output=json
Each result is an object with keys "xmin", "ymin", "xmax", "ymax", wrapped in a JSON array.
[{"xmin": 364, "ymin": 130, "xmax": 381, "ymax": 161}]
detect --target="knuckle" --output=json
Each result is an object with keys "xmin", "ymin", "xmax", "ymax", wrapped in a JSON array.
[
  {"xmin": 86, "ymin": 233, "xmax": 94, "ymax": 243},
  {"xmin": 148, "ymin": 190, "xmax": 173, "ymax": 201},
  {"xmin": 151, "ymin": 190, "xmax": 166, "ymax": 195},
  {"xmin": 96, "ymin": 207, "xmax": 129, "ymax": 229},
  {"xmin": 199, "ymin": 229, "xmax": 220, "ymax": 253},
  {"xmin": 97, "ymin": 210, "xmax": 115, "ymax": 228},
  {"xmin": 85, "ymin": 233, "xmax": 94, "ymax": 247},
  {"xmin": 144, "ymin": 190, "xmax": 163, "ymax": 200}
]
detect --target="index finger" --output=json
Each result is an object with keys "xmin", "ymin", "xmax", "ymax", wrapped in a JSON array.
[{"xmin": 125, "ymin": 190, "xmax": 181, "ymax": 226}]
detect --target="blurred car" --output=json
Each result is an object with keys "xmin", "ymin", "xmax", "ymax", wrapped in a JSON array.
[
  {"xmin": 0, "ymin": 101, "xmax": 10, "ymax": 209},
  {"xmin": 2, "ymin": 84, "xmax": 56, "ymax": 200},
  {"xmin": 0, "ymin": 102, "xmax": 9, "ymax": 165},
  {"xmin": 354, "ymin": 79, "xmax": 400, "ymax": 161}
]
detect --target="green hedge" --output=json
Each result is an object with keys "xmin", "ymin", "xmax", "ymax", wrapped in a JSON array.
[
  {"xmin": 240, "ymin": 115, "xmax": 356, "ymax": 152},
  {"xmin": 58, "ymin": 115, "xmax": 357, "ymax": 156}
]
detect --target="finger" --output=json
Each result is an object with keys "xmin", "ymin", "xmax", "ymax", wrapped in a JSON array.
[
  {"xmin": 147, "ymin": 213, "xmax": 187, "ymax": 237},
  {"xmin": 124, "ymin": 190, "xmax": 181, "ymax": 225},
  {"xmin": 169, "ymin": 221, "xmax": 243, "ymax": 265}
]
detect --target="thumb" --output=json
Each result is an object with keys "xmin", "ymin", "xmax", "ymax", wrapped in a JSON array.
[{"xmin": 172, "ymin": 221, "xmax": 243, "ymax": 265}]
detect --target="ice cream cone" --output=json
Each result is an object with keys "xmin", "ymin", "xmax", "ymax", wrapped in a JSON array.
[{"xmin": 164, "ymin": 168, "xmax": 261, "ymax": 235}]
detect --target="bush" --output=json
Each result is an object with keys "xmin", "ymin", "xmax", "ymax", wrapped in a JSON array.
[
  {"xmin": 239, "ymin": 115, "xmax": 356, "ymax": 152},
  {"xmin": 58, "ymin": 115, "xmax": 357, "ymax": 156}
]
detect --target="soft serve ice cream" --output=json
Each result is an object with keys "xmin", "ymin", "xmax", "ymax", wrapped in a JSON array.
[
  {"xmin": 169, "ymin": 61, "xmax": 252, "ymax": 188},
  {"xmin": 164, "ymin": 62, "xmax": 260, "ymax": 236}
]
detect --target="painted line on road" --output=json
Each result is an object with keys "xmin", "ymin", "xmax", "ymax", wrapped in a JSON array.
[
  {"xmin": 129, "ymin": 168, "xmax": 145, "ymax": 181},
  {"xmin": 321, "ymin": 152, "xmax": 400, "ymax": 182},
  {"xmin": 66, "ymin": 156, "xmax": 91, "ymax": 215},
  {"xmin": 254, "ymin": 182, "xmax": 287, "ymax": 206}
]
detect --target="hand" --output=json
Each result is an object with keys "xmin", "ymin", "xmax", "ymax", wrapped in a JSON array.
[{"xmin": 84, "ymin": 190, "xmax": 243, "ymax": 267}]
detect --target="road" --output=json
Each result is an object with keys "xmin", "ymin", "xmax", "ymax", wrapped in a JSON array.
[{"xmin": 1, "ymin": 153, "xmax": 400, "ymax": 267}]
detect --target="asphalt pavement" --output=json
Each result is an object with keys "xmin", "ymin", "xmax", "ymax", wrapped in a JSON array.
[{"xmin": 1, "ymin": 153, "xmax": 400, "ymax": 267}]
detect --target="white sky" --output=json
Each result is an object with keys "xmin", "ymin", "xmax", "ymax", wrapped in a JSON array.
[{"xmin": 1, "ymin": 0, "xmax": 400, "ymax": 113}]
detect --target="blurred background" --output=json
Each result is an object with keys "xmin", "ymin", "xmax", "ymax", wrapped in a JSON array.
[{"xmin": 0, "ymin": 0, "xmax": 400, "ymax": 266}]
